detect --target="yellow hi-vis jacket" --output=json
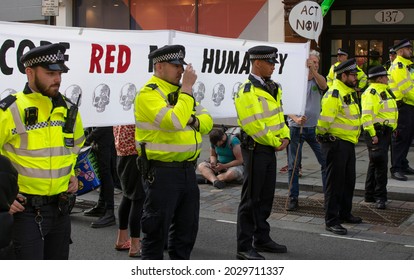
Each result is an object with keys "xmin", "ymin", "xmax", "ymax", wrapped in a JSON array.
[
  {"xmin": 327, "ymin": 62, "xmax": 367, "ymax": 90},
  {"xmin": 135, "ymin": 76, "xmax": 213, "ymax": 162},
  {"xmin": 326, "ymin": 62, "xmax": 340, "ymax": 88},
  {"xmin": 0, "ymin": 85, "xmax": 85, "ymax": 196},
  {"xmin": 234, "ymin": 78, "xmax": 289, "ymax": 148},
  {"xmin": 316, "ymin": 79, "xmax": 361, "ymax": 144},
  {"xmin": 361, "ymin": 83, "xmax": 398, "ymax": 137},
  {"xmin": 388, "ymin": 55, "xmax": 414, "ymax": 106}
]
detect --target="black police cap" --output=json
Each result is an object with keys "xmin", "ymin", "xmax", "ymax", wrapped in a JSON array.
[
  {"xmin": 248, "ymin": 45, "xmax": 278, "ymax": 63},
  {"xmin": 393, "ymin": 39, "xmax": 412, "ymax": 51},
  {"xmin": 149, "ymin": 45, "xmax": 187, "ymax": 65},
  {"xmin": 388, "ymin": 46, "xmax": 396, "ymax": 55},
  {"xmin": 334, "ymin": 58, "xmax": 359, "ymax": 74},
  {"xmin": 337, "ymin": 48, "xmax": 349, "ymax": 56},
  {"xmin": 20, "ymin": 43, "xmax": 69, "ymax": 73},
  {"xmin": 368, "ymin": 65, "xmax": 389, "ymax": 79}
]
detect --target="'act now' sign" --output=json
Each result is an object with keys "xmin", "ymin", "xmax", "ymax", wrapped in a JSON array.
[{"xmin": 288, "ymin": 1, "xmax": 323, "ymax": 42}]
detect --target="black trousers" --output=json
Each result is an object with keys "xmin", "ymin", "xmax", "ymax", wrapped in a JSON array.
[
  {"xmin": 322, "ymin": 139, "xmax": 356, "ymax": 226},
  {"xmin": 391, "ymin": 103, "xmax": 414, "ymax": 173},
  {"xmin": 94, "ymin": 131, "xmax": 116, "ymax": 210},
  {"xmin": 237, "ymin": 144, "xmax": 276, "ymax": 251},
  {"xmin": 364, "ymin": 128, "xmax": 392, "ymax": 202},
  {"xmin": 12, "ymin": 203, "xmax": 71, "ymax": 260},
  {"xmin": 140, "ymin": 165, "xmax": 199, "ymax": 260}
]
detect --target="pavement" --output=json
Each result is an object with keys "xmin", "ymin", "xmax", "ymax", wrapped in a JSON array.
[
  {"xmin": 194, "ymin": 136, "xmax": 414, "ymax": 241},
  {"xmin": 76, "ymin": 135, "xmax": 414, "ymax": 243}
]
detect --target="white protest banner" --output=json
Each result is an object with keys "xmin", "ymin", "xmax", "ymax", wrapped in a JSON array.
[
  {"xmin": 288, "ymin": 1, "xmax": 323, "ymax": 42},
  {"xmin": 0, "ymin": 21, "xmax": 309, "ymax": 127}
]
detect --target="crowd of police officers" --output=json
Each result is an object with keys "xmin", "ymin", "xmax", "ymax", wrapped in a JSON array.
[{"xmin": 0, "ymin": 38, "xmax": 413, "ymax": 260}]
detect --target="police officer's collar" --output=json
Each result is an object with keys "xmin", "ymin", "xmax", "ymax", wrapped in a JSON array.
[
  {"xmin": 248, "ymin": 74, "xmax": 266, "ymax": 89},
  {"xmin": 22, "ymin": 83, "xmax": 67, "ymax": 108},
  {"xmin": 249, "ymin": 73, "xmax": 266, "ymax": 86}
]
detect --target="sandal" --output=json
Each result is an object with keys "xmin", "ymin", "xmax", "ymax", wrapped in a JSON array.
[
  {"xmin": 128, "ymin": 249, "xmax": 141, "ymax": 258},
  {"xmin": 114, "ymin": 239, "xmax": 131, "ymax": 251}
]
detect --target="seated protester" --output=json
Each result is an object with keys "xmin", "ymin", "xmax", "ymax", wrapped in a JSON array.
[
  {"xmin": 197, "ymin": 128, "xmax": 244, "ymax": 189},
  {"xmin": 0, "ymin": 155, "xmax": 19, "ymax": 259}
]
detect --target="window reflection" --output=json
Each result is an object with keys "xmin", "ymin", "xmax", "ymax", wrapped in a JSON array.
[
  {"xmin": 355, "ymin": 40, "xmax": 383, "ymax": 73},
  {"xmin": 74, "ymin": 0, "xmax": 268, "ymax": 39}
]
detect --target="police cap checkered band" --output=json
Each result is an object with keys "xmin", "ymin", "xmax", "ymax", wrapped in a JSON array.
[
  {"xmin": 334, "ymin": 58, "xmax": 359, "ymax": 74},
  {"xmin": 149, "ymin": 45, "xmax": 187, "ymax": 65},
  {"xmin": 20, "ymin": 43, "xmax": 69, "ymax": 72},
  {"xmin": 368, "ymin": 65, "xmax": 389, "ymax": 79},
  {"xmin": 337, "ymin": 48, "xmax": 348, "ymax": 56},
  {"xmin": 389, "ymin": 46, "xmax": 396, "ymax": 54},
  {"xmin": 248, "ymin": 45, "xmax": 278, "ymax": 63},
  {"xmin": 24, "ymin": 52, "xmax": 64, "ymax": 67},
  {"xmin": 393, "ymin": 39, "xmax": 412, "ymax": 51}
]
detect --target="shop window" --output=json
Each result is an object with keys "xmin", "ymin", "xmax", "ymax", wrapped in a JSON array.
[
  {"xmin": 355, "ymin": 40, "xmax": 383, "ymax": 73},
  {"xmin": 129, "ymin": 0, "xmax": 266, "ymax": 38},
  {"xmin": 331, "ymin": 10, "xmax": 346, "ymax": 25},
  {"xmin": 75, "ymin": 0, "xmax": 130, "ymax": 29},
  {"xmin": 329, "ymin": 40, "xmax": 343, "ymax": 65},
  {"xmin": 75, "ymin": 0, "xmax": 267, "ymax": 39}
]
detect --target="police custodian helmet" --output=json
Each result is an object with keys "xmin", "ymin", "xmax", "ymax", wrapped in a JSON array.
[{"xmin": 20, "ymin": 43, "xmax": 69, "ymax": 73}]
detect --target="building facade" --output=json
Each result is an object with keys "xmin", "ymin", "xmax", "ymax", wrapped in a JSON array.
[{"xmin": 0, "ymin": 0, "xmax": 413, "ymax": 75}]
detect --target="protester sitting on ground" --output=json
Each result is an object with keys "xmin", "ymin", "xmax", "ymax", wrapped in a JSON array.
[{"xmin": 197, "ymin": 128, "xmax": 244, "ymax": 189}]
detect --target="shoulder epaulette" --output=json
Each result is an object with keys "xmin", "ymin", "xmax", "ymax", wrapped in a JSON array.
[
  {"xmin": 370, "ymin": 88, "xmax": 377, "ymax": 95},
  {"xmin": 332, "ymin": 89, "xmax": 339, "ymax": 98},
  {"xmin": 243, "ymin": 83, "xmax": 251, "ymax": 93},
  {"xmin": 398, "ymin": 62, "xmax": 403, "ymax": 69},
  {"xmin": 146, "ymin": 83, "xmax": 158, "ymax": 90},
  {"xmin": 0, "ymin": 95, "xmax": 17, "ymax": 111}
]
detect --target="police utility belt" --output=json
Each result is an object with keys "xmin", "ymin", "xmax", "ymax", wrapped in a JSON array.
[
  {"xmin": 137, "ymin": 142, "xmax": 196, "ymax": 183},
  {"xmin": 20, "ymin": 193, "xmax": 59, "ymax": 208},
  {"xmin": 18, "ymin": 192, "xmax": 75, "ymax": 216},
  {"xmin": 316, "ymin": 134, "xmax": 337, "ymax": 143}
]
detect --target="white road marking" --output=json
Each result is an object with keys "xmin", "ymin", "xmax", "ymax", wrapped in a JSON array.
[
  {"xmin": 321, "ymin": 233, "xmax": 377, "ymax": 243},
  {"xmin": 216, "ymin": 219, "xmax": 237, "ymax": 224}
]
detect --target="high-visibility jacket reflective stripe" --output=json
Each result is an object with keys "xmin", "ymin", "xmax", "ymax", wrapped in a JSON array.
[
  {"xmin": 234, "ymin": 80, "xmax": 289, "ymax": 147},
  {"xmin": 361, "ymin": 83, "xmax": 398, "ymax": 137},
  {"xmin": 317, "ymin": 80, "xmax": 361, "ymax": 144},
  {"xmin": 135, "ymin": 76, "xmax": 213, "ymax": 162},
  {"xmin": 0, "ymin": 91, "xmax": 85, "ymax": 196},
  {"xmin": 388, "ymin": 55, "xmax": 414, "ymax": 106}
]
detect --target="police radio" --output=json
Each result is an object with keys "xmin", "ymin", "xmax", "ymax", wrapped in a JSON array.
[
  {"xmin": 63, "ymin": 94, "xmax": 81, "ymax": 147},
  {"xmin": 63, "ymin": 94, "xmax": 81, "ymax": 134}
]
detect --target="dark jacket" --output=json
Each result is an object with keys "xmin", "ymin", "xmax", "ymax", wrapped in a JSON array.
[{"xmin": 0, "ymin": 155, "xmax": 18, "ymax": 259}]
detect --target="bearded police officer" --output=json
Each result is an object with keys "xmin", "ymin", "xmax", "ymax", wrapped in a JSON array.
[
  {"xmin": 234, "ymin": 45, "xmax": 290, "ymax": 260},
  {"xmin": 0, "ymin": 43, "xmax": 85, "ymax": 259},
  {"xmin": 387, "ymin": 39, "xmax": 414, "ymax": 181},
  {"xmin": 361, "ymin": 65, "xmax": 398, "ymax": 209},
  {"xmin": 317, "ymin": 58, "xmax": 363, "ymax": 236},
  {"xmin": 135, "ymin": 45, "xmax": 213, "ymax": 260}
]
